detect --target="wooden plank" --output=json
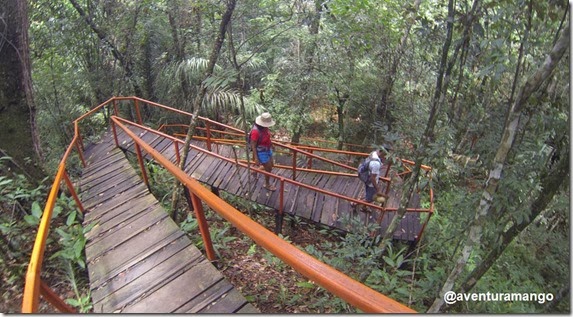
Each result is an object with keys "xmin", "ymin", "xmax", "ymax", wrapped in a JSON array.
[
  {"xmin": 216, "ymin": 163, "xmax": 245, "ymax": 190},
  {"xmin": 82, "ymin": 155, "xmax": 127, "ymax": 181},
  {"xmin": 81, "ymin": 152, "xmax": 128, "ymax": 180},
  {"xmin": 85, "ymin": 198, "xmax": 160, "ymax": 242},
  {"xmin": 310, "ymin": 174, "xmax": 336, "ymax": 223},
  {"xmin": 81, "ymin": 168, "xmax": 141, "ymax": 197},
  {"xmin": 202, "ymin": 159, "xmax": 226, "ymax": 185},
  {"xmin": 319, "ymin": 176, "xmax": 344, "ymax": 226},
  {"xmin": 211, "ymin": 161, "xmax": 236, "ymax": 188},
  {"xmin": 85, "ymin": 141, "xmax": 120, "ymax": 163},
  {"xmin": 81, "ymin": 163, "xmax": 133, "ymax": 188},
  {"xmin": 81, "ymin": 176, "xmax": 145, "ymax": 208},
  {"xmin": 85, "ymin": 207, "xmax": 168, "ymax": 262},
  {"xmin": 86, "ymin": 192, "xmax": 156, "ymax": 224},
  {"xmin": 151, "ymin": 137, "xmax": 174, "ymax": 157},
  {"xmin": 159, "ymin": 142, "xmax": 178, "ymax": 163},
  {"xmin": 90, "ymin": 231, "xmax": 185, "ymax": 296},
  {"xmin": 188, "ymin": 153, "xmax": 214, "ymax": 180},
  {"xmin": 198, "ymin": 288, "xmax": 253, "ymax": 313},
  {"xmin": 284, "ymin": 181, "xmax": 302, "ymax": 215},
  {"xmin": 83, "ymin": 187, "xmax": 150, "ymax": 223},
  {"xmin": 94, "ymin": 240, "xmax": 205, "ymax": 312},
  {"xmin": 120, "ymin": 261, "xmax": 225, "ymax": 313},
  {"xmin": 84, "ymin": 137, "xmax": 115, "ymax": 161},
  {"xmin": 174, "ymin": 279, "xmax": 234, "ymax": 313},
  {"xmin": 231, "ymin": 166, "xmax": 258, "ymax": 197},
  {"xmin": 199, "ymin": 159, "xmax": 225, "ymax": 183},
  {"xmin": 80, "ymin": 168, "xmax": 140, "ymax": 197},
  {"xmin": 236, "ymin": 303, "xmax": 260, "ymax": 313},
  {"xmin": 292, "ymin": 172, "xmax": 323, "ymax": 219},
  {"xmin": 86, "ymin": 216, "xmax": 180, "ymax": 283}
]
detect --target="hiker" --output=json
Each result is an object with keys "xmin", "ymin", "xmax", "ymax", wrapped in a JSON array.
[
  {"xmin": 352, "ymin": 147, "xmax": 386, "ymax": 211},
  {"xmin": 250, "ymin": 112, "xmax": 276, "ymax": 191}
]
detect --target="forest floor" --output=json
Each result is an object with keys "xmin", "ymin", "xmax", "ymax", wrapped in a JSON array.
[{"xmin": 213, "ymin": 210, "xmax": 347, "ymax": 314}]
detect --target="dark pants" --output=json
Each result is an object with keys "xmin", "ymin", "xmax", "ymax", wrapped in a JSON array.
[{"xmin": 365, "ymin": 184, "xmax": 376, "ymax": 203}]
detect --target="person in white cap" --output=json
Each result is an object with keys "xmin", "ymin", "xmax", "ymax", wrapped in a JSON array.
[{"xmin": 250, "ymin": 112, "xmax": 276, "ymax": 191}]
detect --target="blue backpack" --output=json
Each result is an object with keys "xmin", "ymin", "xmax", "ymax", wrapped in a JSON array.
[{"xmin": 357, "ymin": 157, "xmax": 380, "ymax": 184}]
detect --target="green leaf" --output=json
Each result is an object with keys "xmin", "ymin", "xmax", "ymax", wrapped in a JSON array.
[
  {"xmin": 0, "ymin": 178, "xmax": 13, "ymax": 187},
  {"xmin": 52, "ymin": 205, "xmax": 63, "ymax": 219},
  {"xmin": 296, "ymin": 281, "xmax": 315, "ymax": 289},
  {"xmin": 66, "ymin": 210, "xmax": 77, "ymax": 226},
  {"xmin": 383, "ymin": 256, "xmax": 395, "ymax": 267},
  {"xmin": 31, "ymin": 201, "xmax": 43, "ymax": 219},
  {"xmin": 24, "ymin": 214, "xmax": 39, "ymax": 226}
]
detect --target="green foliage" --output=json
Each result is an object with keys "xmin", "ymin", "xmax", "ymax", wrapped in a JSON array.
[{"xmin": 0, "ymin": 156, "xmax": 91, "ymax": 312}]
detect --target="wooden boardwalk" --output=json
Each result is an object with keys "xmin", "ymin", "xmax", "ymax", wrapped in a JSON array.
[
  {"xmin": 78, "ymin": 131, "xmax": 258, "ymax": 313},
  {"xmin": 115, "ymin": 126, "xmax": 424, "ymax": 241}
]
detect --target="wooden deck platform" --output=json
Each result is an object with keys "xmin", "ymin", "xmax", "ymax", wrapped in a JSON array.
[
  {"xmin": 78, "ymin": 131, "xmax": 258, "ymax": 313},
  {"xmin": 114, "ymin": 126, "xmax": 425, "ymax": 241}
]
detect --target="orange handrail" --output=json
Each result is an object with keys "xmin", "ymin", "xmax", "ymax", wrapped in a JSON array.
[
  {"xmin": 113, "ymin": 117, "xmax": 396, "ymax": 215},
  {"xmin": 112, "ymin": 116, "xmax": 416, "ymax": 313},
  {"xmin": 21, "ymin": 96, "xmax": 120, "ymax": 313},
  {"xmin": 22, "ymin": 96, "xmax": 430, "ymax": 313}
]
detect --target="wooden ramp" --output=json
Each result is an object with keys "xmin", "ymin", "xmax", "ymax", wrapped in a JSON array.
[
  {"xmin": 78, "ymin": 131, "xmax": 258, "ymax": 313},
  {"xmin": 114, "ymin": 126, "xmax": 425, "ymax": 241}
]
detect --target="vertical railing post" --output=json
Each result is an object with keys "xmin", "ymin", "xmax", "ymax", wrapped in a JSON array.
[
  {"xmin": 134, "ymin": 143, "xmax": 149, "ymax": 188},
  {"xmin": 189, "ymin": 191, "xmax": 216, "ymax": 261},
  {"xmin": 39, "ymin": 280, "xmax": 77, "ymax": 313},
  {"xmin": 174, "ymin": 141, "xmax": 181, "ymax": 165},
  {"xmin": 205, "ymin": 121, "xmax": 212, "ymax": 152},
  {"xmin": 74, "ymin": 121, "xmax": 86, "ymax": 167},
  {"xmin": 112, "ymin": 99, "xmax": 119, "ymax": 116},
  {"xmin": 384, "ymin": 161, "xmax": 392, "ymax": 178},
  {"xmin": 275, "ymin": 178, "xmax": 285, "ymax": 234},
  {"xmin": 76, "ymin": 123, "xmax": 85, "ymax": 152},
  {"xmin": 63, "ymin": 171, "xmax": 85, "ymax": 214},
  {"xmin": 134, "ymin": 99, "xmax": 143, "ymax": 124},
  {"xmin": 307, "ymin": 149, "xmax": 313, "ymax": 169},
  {"xmin": 292, "ymin": 150, "xmax": 297, "ymax": 181},
  {"xmin": 110, "ymin": 120, "xmax": 119, "ymax": 147},
  {"xmin": 416, "ymin": 211, "xmax": 433, "ymax": 244},
  {"xmin": 75, "ymin": 140, "xmax": 86, "ymax": 167}
]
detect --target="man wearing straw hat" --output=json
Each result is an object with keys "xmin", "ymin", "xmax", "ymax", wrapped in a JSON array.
[{"xmin": 250, "ymin": 112, "xmax": 276, "ymax": 191}]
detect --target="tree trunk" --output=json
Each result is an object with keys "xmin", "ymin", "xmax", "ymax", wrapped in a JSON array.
[
  {"xmin": 69, "ymin": 0, "xmax": 143, "ymax": 97},
  {"xmin": 169, "ymin": 0, "xmax": 237, "ymax": 221},
  {"xmin": 291, "ymin": 0, "xmax": 322, "ymax": 144},
  {"xmin": 459, "ymin": 146, "xmax": 569, "ymax": 294},
  {"xmin": 427, "ymin": 23, "xmax": 569, "ymax": 313},
  {"xmin": 0, "ymin": 0, "xmax": 44, "ymax": 181},
  {"xmin": 334, "ymin": 87, "xmax": 348, "ymax": 150},
  {"xmin": 378, "ymin": 0, "xmax": 421, "ymax": 126},
  {"xmin": 381, "ymin": 0, "xmax": 456, "ymax": 243}
]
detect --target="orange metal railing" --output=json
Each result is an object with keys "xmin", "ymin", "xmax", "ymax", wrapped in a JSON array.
[
  {"xmin": 22, "ymin": 96, "xmax": 429, "ymax": 313},
  {"xmin": 111, "ymin": 116, "xmax": 416, "ymax": 313}
]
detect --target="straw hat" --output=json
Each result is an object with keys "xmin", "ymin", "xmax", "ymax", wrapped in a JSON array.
[{"xmin": 255, "ymin": 112, "xmax": 276, "ymax": 127}]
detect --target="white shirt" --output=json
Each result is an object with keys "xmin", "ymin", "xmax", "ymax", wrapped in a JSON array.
[{"xmin": 368, "ymin": 151, "xmax": 381, "ymax": 187}]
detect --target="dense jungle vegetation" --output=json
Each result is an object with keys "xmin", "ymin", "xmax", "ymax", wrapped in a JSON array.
[{"xmin": 0, "ymin": 0, "xmax": 570, "ymax": 313}]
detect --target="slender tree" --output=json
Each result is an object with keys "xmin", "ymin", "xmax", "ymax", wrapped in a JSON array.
[
  {"xmin": 459, "ymin": 144, "xmax": 569, "ymax": 295},
  {"xmin": 169, "ymin": 0, "xmax": 237, "ymax": 221},
  {"xmin": 69, "ymin": 0, "xmax": 143, "ymax": 97},
  {"xmin": 378, "ymin": 0, "xmax": 422, "ymax": 126},
  {"xmin": 427, "ymin": 23, "xmax": 569, "ymax": 313},
  {"xmin": 381, "ymin": 0, "xmax": 456, "ymax": 243}
]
